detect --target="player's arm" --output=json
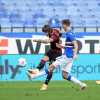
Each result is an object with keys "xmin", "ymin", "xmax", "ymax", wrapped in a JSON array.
[
  {"xmin": 56, "ymin": 43, "xmax": 63, "ymax": 49},
  {"xmin": 72, "ymin": 40, "xmax": 78, "ymax": 59},
  {"xmin": 56, "ymin": 40, "xmax": 64, "ymax": 49},
  {"xmin": 33, "ymin": 38, "xmax": 53, "ymax": 44},
  {"xmin": 33, "ymin": 30, "xmax": 59, "ymax": 44},
  {"xmin": 33, "ymin": 31, "xmax": 59, "ymax": 44}
]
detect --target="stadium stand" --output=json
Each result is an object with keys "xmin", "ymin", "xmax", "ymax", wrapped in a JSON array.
[{"xmin": 0, "ymin": 0, "xmax": 100, "ymax": 32}]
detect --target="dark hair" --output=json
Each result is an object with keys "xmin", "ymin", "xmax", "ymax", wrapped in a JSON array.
[
  {"xmin": 62, "ymin": 19, "xmax": 71, "ymax": 26},
  {"xmin": 42, "ymin": 24, "xmax": 52, "ymax": 37},
  {"xmin": 42, "ymin": 24, "xmax": 51, "ymax": 33}
]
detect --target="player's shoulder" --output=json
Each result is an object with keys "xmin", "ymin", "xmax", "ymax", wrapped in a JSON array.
[
  {"xmin": 67, "ymin": 31, "xmax": 74, "ymax": 37},
  {"xmin": 68, "ymin": 31, "xmax": 74, "ymax": 35},
  {"xmin": 66, "ymin": 31, "xmax": 76, "ymax": 40}
]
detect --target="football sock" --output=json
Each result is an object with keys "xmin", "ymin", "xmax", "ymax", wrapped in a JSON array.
[
  {"xmin": 67, "ymin": 74, "xmax": 82, "ymax": 86},
  {"xmin": 44, "ymin": 71, "xmax": 53, "ymax": 85},
  {"xmin": 32, "ymin": 69, "xmax": 49, "ymax": 78},
  {"xmin": 37, "ymin": 59, "xmax": 46, "ymax": 70}
]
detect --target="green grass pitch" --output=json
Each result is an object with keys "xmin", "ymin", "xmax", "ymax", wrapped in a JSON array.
[{"xmin": 0, "ymin": 81, "xmax": 100, "ymax": 100}]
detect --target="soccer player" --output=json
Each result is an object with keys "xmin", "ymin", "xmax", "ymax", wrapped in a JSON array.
[
  {"xmin": 27, "ymin": 18, "xmax": 62, "ymax": 86},
  {"xmin": 45, "ymin": 19, "xmax": 87, "ymax": 90},
  {"xmin": 32, "ymin": 19, "xmax": 87, "ymax": 90}
]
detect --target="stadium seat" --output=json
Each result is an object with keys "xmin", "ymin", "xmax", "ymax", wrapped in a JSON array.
[{"xmin": 0, "ymin": 0, "xmax": 100, "ymax": 27}]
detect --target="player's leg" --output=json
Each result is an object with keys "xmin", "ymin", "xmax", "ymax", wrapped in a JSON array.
[
  {"xmin": 37, "ymin": 56, "xmax": 49, "ymax": 70},
  {"xmin": 27, "ymin": 55, "xmax": 49, "ymax": 78},
  {"xmin": 29, "ymin": 56, "xmax": 49, "ymax": 72},
  {"xmin": 40, "ymin": 64, "xmax": 55, "ymax": 90},
  {"xmin": 62, "ymin": 58, "xmax": 87, "ymax": 90},
  {"xmin": 62, "ymin": 71, "xmax": 87, "ymax": 90},
  {"xmin": 27, "ymin": 49, "xmax": 57, "ymax": 79},
  {"xmin": 42, "ymin": 51, "xmax": 62, "ymax": 88},
  {"xmin": 27, "ymin": 49, "xmax": 52, "ymax": 76},
  {"xmin": 44, "ymin": 62, "xmax": 55, "ymax": 84},
  {"xmin": 27, "ymin": 61, "xmax": 55, "ymax": 80},
  {"xmin": 27, "ymin": 49, "xmax": 56, "ymax": 79},
  {"xmin": 27, "ymin": 68, "xmax": 49, "ymax": 79},
  {"xmin": 40, "ymin": 56, "xmax": 62, "ymax": 90}
]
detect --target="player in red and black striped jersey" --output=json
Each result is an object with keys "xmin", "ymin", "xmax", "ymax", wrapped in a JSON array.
[{"xmin": 27, "ymin": 19, "xmax": 62, "ymax": 86}]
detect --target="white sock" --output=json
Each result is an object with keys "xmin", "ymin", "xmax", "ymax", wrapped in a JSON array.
[
  {"xmin": 33, "ymin": 70, "xmax": 48, "ymax": 78},
  {"xmin": 70, "ymin": 76, "xmax": 83, "ymax": 86}
]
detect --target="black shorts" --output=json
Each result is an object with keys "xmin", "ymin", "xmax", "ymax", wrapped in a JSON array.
[{"xmin": 45, "ymin": 49, "xmax": 62, "ymax": 62}]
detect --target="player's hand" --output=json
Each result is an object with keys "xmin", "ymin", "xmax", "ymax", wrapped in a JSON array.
[
  {"xmin": 73, "ymin": 54, "xmax": 78, "ymax": 60},
  {"xmin": 33, "ymin": 39, "xmax": 38, "ymax": 42},
  {"xmin": 33, "ymin": 39, "xmax": 36, "ymax": 42}
]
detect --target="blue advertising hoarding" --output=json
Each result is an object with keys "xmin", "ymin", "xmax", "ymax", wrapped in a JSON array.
[{"xmin": 0, "ymin": 54, "xmax": 100, "ymax": 81}]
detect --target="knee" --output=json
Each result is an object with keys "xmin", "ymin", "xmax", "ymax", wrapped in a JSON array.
[
  {"xmin": 62, "ymin": 71, "xmax": 68, "ymax": 79},
  {"xmin": 62, "ymin": 75, "xmax": 66, "ymax": 79},
  {"xmin": 49, "ymin": 65, "xmax": 54, "ymax": 73},
  {"xmin": 42, "ymin": 56, "xmax": 49, "ymax": 61},
  {"xmin": 41, "ymin": 59, "xmax": 46, "ymax": 63}
]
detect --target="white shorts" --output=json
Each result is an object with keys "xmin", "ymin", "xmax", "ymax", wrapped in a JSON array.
[{"xmin": 52, "ymin": 55, "xmax": 73, "ymax": 73}]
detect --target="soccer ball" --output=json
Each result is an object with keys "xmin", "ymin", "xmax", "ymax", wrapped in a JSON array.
[{"xmin": 18, "ymin": 57, "xmax": 26, "ymax": 66}]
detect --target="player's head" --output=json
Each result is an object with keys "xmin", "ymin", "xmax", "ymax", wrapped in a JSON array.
[
  {"xmin": 42, "ymin": 18, "xmax": 61, "ymax": 37},
  {"xmin": 48, "ymin": 18, "xmax": 61, "ymax": 29},
  {"xmin": 62, "ymin": 19, "xmax": 71, "ymax": 32},
  {"xmin": 48, "ymin": 18, "xmax": 61, "ymax": 36},
  {"xmin": 42, "ymin": 24, "xmax": 52, "ymax": 36},
  {"xmin": 42, "ymin": 24, "xmax": 51, "ymax": 33}
]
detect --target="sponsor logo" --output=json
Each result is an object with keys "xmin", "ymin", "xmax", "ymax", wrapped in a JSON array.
[
  {"xmin": 0, "ymin": 59, "xmax": 26, "ymax": 79},
  {"xmin": 0, "ymin": 39, "xmax": 8, "ymax": 54},
  {"xmin": 0, "ymin": 35, "xmax": 100, "ymax": 54}
]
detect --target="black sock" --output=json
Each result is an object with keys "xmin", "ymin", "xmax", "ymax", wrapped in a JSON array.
[
  {"xmin": 37, "ymin": 59, "xmax": 46, "ymax": 71},
  {"xmin": 45, "ymin": 72, "xmax": 53, "ymax": 85}
]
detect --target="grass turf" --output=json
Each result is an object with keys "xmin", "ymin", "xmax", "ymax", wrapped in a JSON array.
[{"xmin": 0, "ymin": 81, "xmax": 100, "ymax": 100}]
